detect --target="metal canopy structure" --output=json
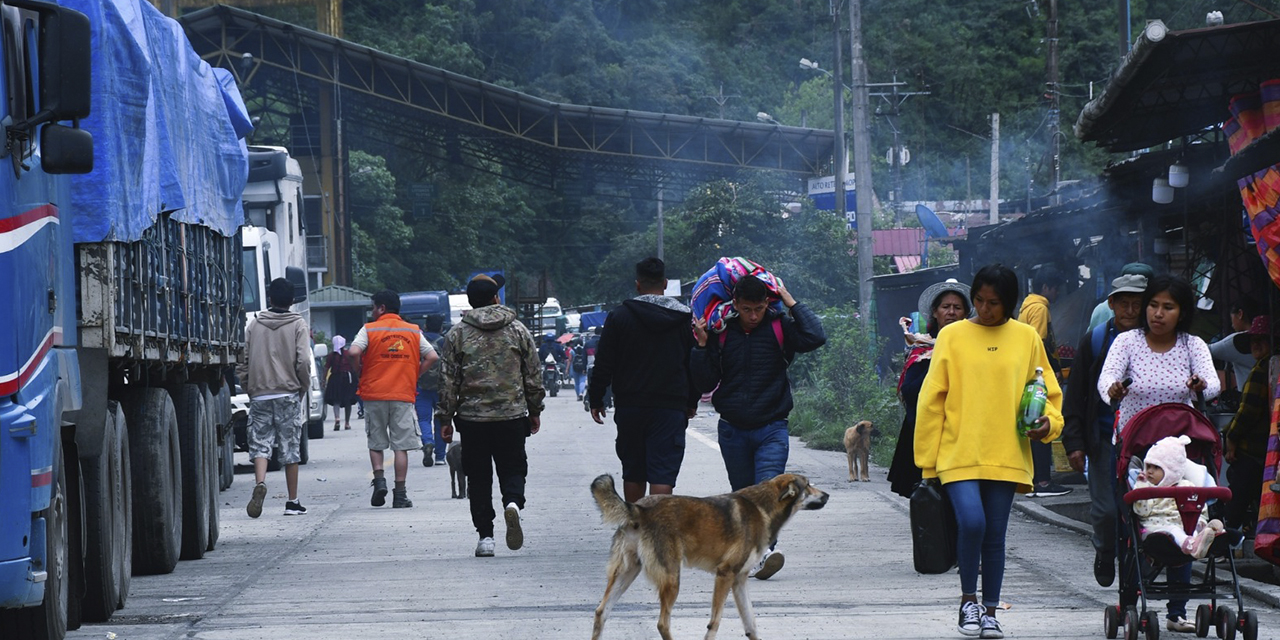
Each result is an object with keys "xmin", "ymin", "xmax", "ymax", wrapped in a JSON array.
[
  {"xmin": 180, "ymin": 5, "xmax": 836, "ymax": 199},
  {"xmin": 1075, "ymin": 18, "xmax": 1280, "ymax": 152}
]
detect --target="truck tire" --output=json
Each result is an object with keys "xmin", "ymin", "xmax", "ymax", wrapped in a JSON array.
[
  {"xmin": 115, "ymin": 418, "xmax": 132, "ymax": 610},
  {"xmin": 0, "ymin": 436, "xmax": 70, "ymax": 639},
  {"xmin": 201, "ymin": 386, "xmax": 220, "ymax": 551},
  {"xmin": 307, "ymin": 415, "xmax": 325, "ymax": 440},
  {"xmin": 65, "ymin": 437, "xmax": 83, "ymax": 632},
  {"xmin": 125, "ymin": 387, "xmax": 183, "ymax": 575},
  {"xmin": 216, "ymin": 385, "xmax": 233, "ymax": 491},
  {"xmin": 81, "ymin": 402, "xmax": 129, "ymax": 621},
  {"xmin": 299, "ymin": 423, "xmax": 309, "ymax": 465},
  {"xmin": 174, "ymin": 384, "xmax": 209, "ymax": 560}
]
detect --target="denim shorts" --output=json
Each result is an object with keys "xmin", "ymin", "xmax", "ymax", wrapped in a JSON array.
[{"xmin": 614, "ymin": 406, "xmax": 688, "ymax": 486}]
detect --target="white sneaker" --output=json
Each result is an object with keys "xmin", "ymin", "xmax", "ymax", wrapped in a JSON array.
[
  {"xmin": 504, "ymin": 503, "xmax": 523, "ymax": 550},
  {"xmin": 979, "ymin": 614, "xmax": 1003, "ymax": 639},
  {"xmin": 749, "ymin": 549, "xmax": 785, "ymax": 580},
  {"xmin": 475, "ymin": 537, "xmax": 495, "ymax": 557}
]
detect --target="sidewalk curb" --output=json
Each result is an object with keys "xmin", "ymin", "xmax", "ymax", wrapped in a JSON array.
[{"xmin": 1012, "ymin": 498, "xmax": 1280, "ymax": 609}]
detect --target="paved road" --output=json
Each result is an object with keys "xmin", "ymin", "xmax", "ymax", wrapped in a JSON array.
[{"xmin": 70, "ymin": 393, "xmax": 1280, "ymax": 640}]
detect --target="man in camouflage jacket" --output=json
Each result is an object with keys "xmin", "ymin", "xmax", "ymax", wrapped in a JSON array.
[{"xmin": 437, "ymin": 274, "xmax": 545, "ymax": 557}]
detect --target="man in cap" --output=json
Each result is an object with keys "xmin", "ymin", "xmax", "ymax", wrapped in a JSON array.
[
  {"xmin": 347, "ymin": 289, "xmax": 439, "ymax": 509},
  {"xmin": 238, "ymin": 278, "xmax": 313, "ymax": 518},
  {"xmin": 1087, "ymin": 262, "xmax": 1156, "ymax": 330},
  {"xmin": 437, "ymin": 274, "xmax": 545, "ymax": 557},
  {"xmin": 1063, "ymin": 272, "xmax": 1148, "ymax": 587},
  {"xmin": 1019, "ymin": 265, "xmax": 1071, "ymax": 498}
]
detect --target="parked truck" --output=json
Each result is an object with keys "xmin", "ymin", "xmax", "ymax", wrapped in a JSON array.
[{"xmin": 0, "ymin": 0, "xmax": 253, "ymax": 637}]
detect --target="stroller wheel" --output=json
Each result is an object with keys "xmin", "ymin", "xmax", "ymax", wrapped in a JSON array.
[
  {"xmin": 1124, "ymin": 608, "xmax": 1140, "ymax": 640},
  {"xmin": 1195, "ymin": 604, "xmax": 1211, "ymax": 637},
  {"xmin": 1215, "ymin": 605, "xmax": 1236, "ymax": 640},
  {"xmin": 1239, "ymin": 610, "xmax": 1257, "ymax": 640},
  {"xmin": 1105, "ymin": 605, "xmax": 1121, "ymax": 639},
  {"xmin": 1143, "ymin": 610, "xmax": 1161, "ymax": 640}
]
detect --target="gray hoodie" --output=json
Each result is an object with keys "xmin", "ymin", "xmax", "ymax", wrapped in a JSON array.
[{"xmin": 236, "ymin": 309, "xmax": 311, "ymax": 399}]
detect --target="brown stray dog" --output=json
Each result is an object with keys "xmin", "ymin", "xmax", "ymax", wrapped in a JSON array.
[
  {"xmin": 590, "ymin": 473, "xmax": 828, "ymax": 640},
  {"xmin": 844, "ymin": 420, "xmax": 874, "ymax": 482}
]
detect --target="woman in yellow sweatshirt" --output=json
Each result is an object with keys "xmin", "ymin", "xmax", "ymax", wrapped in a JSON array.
[{"xmin": 915, "ymin": 264, "xmax": 1063, "ymax": 639}]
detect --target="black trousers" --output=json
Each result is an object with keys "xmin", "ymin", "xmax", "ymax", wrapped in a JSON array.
[
  {"xmin": 456, "ymin": 417, "xmax": 529, "ymax": 538},
  {"xmin": 1225, "ymin": 455, "xmax": 1263, "ymax": 532}
]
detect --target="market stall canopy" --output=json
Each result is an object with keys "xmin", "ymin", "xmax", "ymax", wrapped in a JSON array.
[{"xmin": 1076, "ymin": 18, "xmax": 1280, "ymax": 152}]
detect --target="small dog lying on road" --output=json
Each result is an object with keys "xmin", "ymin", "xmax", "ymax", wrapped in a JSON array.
[
  {"xmin": 590, "ymin": 473, "xmax": 828, "ymax": 640},
  {"xmin": 446, "ymin": 442, "xmax": 466, "ymax": 499},
  {"xmin": 844, "ymin": 420, "xmax": 876, "ymax": 482}
]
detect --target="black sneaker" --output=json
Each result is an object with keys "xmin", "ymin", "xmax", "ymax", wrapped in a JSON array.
[
  {"xmin": 371, "ymin": 477, "xmax": 388, "ymax": 507},
  {"xmin": 1031, "ymin": 482, "xmax": 1072, "ymax": 497},
  {"xmin": 284, "ymin": 501, "xmax": 307, "ymax": 516},
  {"xmin": 392, "ymin": 489, "xmax": 413, "ymax": 508},
  {"xmin": 957, "ymin": 601, "xmax": 982, "ymax": 636},
  {"xmin": 246, "ymin": 482, "xmax": 267, "ymax": 519},
  {"xmin": 422, "ymin": 444, "xmax": 435, "ymax": 467},
  {"xmin": 1094, "ymin": 549, "xmax": 1115, "ymax": 587}
]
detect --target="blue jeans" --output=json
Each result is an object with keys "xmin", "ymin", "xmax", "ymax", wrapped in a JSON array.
[
  {"xmin": 945, "ymin": 480, "xmax": 1016, "ymax": 608},
  {"xmin": 415, "ymin": 389, "xmax": 445, "ymax": 459},
  {"xmin": 717, "ymin": 419, "xmax": 789, "ymax": 491},
  {"xmin": 573, "ymin": 371, "xmax": 587, "ymax": 397}
]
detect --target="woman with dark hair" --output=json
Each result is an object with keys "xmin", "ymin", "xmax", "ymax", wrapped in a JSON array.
[
  {"xmin": 1096, "ymin": 274, "xmax": 1219, "ymax": 633},
  {"xmin": 323, "ymin": 335, "xmax": 360, "ymax": 430},
  {"xmin": 915, "ymin": 264, "xmax": 1063, "ymax": 639},
  {"xmin": 887, "ymin": 278, "xmax": 970, "ymax": 498}
]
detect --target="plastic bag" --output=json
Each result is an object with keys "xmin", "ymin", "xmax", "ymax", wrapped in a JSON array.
[{"xmin": 909, "ymin": 478, "xmax": 958, "ymax": 574}]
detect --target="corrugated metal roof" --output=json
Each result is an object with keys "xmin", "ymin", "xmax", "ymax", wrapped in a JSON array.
[
  {"xmin": 310, "ymin": 285, "xmax": 372, "ymax": 307},
  {"xmin": 872, "ymin": 229, "xmax": 927, "ymax": 256}
]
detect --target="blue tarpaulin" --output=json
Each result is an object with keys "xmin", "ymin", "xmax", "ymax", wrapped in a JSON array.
[{"xmin": 60, "ymin": 0, "xmax": 251, "ymax": 242}]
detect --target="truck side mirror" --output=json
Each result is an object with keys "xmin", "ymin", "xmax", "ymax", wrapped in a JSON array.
[
  {"xmin": 312, "ymin": 343, "xmax": 329, "ymax": 359},
  {"xmin": 284, "ymin": 265, "xmax": 307, "ymax": 303},
  {"xmin": 41, "ymin": 123, "xmax": 92, "ymax": 174},
  {"xmin": 37, "ymin": 5, "xmax": 91, "ymax": 121}
]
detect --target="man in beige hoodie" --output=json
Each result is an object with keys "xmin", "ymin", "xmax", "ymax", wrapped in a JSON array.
[{"xmin": 236, "ymin": 278, "xmax": 312, "ymax": 518}]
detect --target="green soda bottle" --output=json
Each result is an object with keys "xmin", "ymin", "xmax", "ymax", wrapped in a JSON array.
[{"xmin": 1017, "ymin": 367, "xmax": 1048, "ymax": 436}]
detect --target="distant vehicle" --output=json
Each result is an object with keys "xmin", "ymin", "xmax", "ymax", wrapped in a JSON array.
[
  {"xmin": 400, "ymin": 290, "xmax": 451, "ymax": 331},
  {"xmin": 449, "ymin": 293, "xmax": 473, "ymax": 327}
]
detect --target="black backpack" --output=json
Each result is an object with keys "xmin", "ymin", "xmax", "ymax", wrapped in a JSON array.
[
  {"xmin": 420, "ymin": 333, "xmax": 447, "ymax": 392},
  {"xmin": 572, "ymin": 345, "xmax": 587, "ymax": 371}
]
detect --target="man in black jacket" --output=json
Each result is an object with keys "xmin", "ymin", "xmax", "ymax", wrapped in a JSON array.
[
  {"xmin": 690, "ymin": 274, "xmax": 826, "ymax": 579},
  {"xmin": 1062, "ymin": 272, "xmax": 1147, "ymax": 588},
  {"xmin": 590, "ymin": 258, "xmax": 700, "ymax": 503}
]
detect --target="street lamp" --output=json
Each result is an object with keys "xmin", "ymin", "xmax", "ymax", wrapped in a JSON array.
[
  {"xmin": 756, "ymin": 111, "xmax": 780, "ymax": 125},
  {"xmin": 799, "ymin": 58, "xmax": 853, "ymax": 94}
]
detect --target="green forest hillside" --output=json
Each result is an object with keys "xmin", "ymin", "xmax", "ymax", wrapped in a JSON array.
[{"xmin": 246, "ymin": 0, "xmax": 1275, "ymax": 305}]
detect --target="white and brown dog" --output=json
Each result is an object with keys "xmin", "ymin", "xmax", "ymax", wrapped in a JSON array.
[{"xmin": 590, "ymin": 473, "xmax": 828, "ymax": 640}]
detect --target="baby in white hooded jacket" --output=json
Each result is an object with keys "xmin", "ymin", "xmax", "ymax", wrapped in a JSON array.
[{"xmin": 1133, "ymin": 435, "xmax": 1225, "ymax": 559}]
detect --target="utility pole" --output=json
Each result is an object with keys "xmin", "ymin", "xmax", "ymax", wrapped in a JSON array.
[
  {"xmin": 989, "ymin": 113, "xmax": 1000, "ymax": 225},
  {"xmin": 868, "ymin": 72, "xmax": 929, "ymax": 223},
  {"xmin": 1046, "ymin": 0, "xmax": 1061, "ymax": 205},
  {"xmin": 848, "ymin": 0, "xmax": 874, "ymax": 327},
  {"xmin": 832, "ymin": 2, "xmax": 848, "ymax": 242},
  {"xmin": 656, "ymin": 187, "xmax": 664, "ymax": 260},
  {"xmin": 1118, "ymin": 0, "xmax": 1131, "ymax": 59}
]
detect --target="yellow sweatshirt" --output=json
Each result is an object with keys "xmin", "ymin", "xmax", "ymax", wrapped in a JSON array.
[{"xmin": 914, "ymin": 319, "xmax": 1064, "ymax": 493}]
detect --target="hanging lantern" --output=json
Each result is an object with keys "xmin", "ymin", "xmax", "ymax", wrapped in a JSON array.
[
  {"xmin": 1152, "ymin": 177, "xmax": 1174, "ymax": 204},
  {"xmin": 1168, "ymin": 162, "xmax": 1189, "ymax": 188}
]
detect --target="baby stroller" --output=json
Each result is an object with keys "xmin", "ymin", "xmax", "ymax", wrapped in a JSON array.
[{"xmin": 1103, "ymin": 403, "xmax": 1256, "ymax": 640}]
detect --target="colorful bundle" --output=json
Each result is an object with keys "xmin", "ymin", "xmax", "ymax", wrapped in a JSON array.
[{"xmin": 689, "ymin": 257, "xmax": 783, "ymax": 333}]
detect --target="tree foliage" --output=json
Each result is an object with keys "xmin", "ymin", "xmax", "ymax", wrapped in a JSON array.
[{"xmin": 239, "ymin": 0, "xmax": 1275, "ymax": 303}]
